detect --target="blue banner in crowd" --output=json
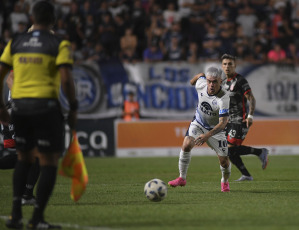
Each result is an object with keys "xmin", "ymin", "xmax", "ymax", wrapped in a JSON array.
[{"xmin": 59, "ymin": 60, "xmax": 299, "ymax": 119}]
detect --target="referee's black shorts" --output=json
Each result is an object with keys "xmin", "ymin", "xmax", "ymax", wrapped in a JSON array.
[{"xmin": 11, "ymin": 98, "xmax": 65, "ymax": 153}]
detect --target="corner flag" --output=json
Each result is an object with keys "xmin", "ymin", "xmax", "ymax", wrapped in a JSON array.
[{"xmin": 59, "ymin": 131, "xmax": 88, "ymax": 202}]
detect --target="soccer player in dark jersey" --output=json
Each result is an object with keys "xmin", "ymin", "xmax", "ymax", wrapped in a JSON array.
[
  {"xmin": 221, "ymin": 54, "xmax": 269, "ymax": 182},
  {"xmin": 0, "ymin": 1, "xmax": 77, "ymax": 229}
]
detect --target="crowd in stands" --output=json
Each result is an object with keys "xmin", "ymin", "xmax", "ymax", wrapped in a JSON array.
[{"xmin": 1, "ymin": 0, "xmax": 299, "ymax": 66}]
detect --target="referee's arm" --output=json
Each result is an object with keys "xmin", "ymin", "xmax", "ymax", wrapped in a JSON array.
[{"xmin": 59, "ymin": 66, "xmax": 77, "ymax": 130}]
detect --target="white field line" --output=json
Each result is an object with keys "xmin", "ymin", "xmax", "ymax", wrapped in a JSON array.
[{"xmin": 0, "ymin": 216, "xmax": 122, "ymax": 230}]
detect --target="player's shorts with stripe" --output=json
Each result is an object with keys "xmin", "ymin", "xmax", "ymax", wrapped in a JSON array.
[
  {"xmin": 11, "ymin": 98, "xmax": 65, "ymax": 153},
  {"xmin": 186, "ymin": 118, "xmax": 228, "ymax": 157},
  {"xmin": 225, "ymin": 122, "xmax": 249, "ymax": 146}
]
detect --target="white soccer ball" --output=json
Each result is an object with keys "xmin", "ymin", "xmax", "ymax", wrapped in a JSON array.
[{"xmin": 144, "ymin": 178, "xmax": 168, "ymax": 202}]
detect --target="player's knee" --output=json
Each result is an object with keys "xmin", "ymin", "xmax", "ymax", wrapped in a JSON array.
[
  {"xmin": 228, "ymin": 147, "xmax": 238, "ymax": 163},
  {"xmin": 182, "ymin": 136, "xmax": 194, "ymax": 152},
  {"xmin": 228, "ymin": 146, "xmax": 238, "ymax": 157},
  {"xmin": 219, "ymin": 156, "xmax": 230, "ymax": 168}
]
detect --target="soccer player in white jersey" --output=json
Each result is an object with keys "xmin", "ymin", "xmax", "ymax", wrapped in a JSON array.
[{"xmin": 168, "ymin": 66, "xmax": 231, "ymax": 192}]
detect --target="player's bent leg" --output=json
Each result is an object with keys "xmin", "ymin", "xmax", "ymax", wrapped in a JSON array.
[
  {"xmin": 228, "ymin": 146, "xmax": 253, "ymax": 180},
  {"xmin": 259, "ymin": 148, "xmax": 269, "ymax": 170},
  {"xmin": 168, "ymin": 137, "xmax": 194, "ymax": 187},
  {"xmin": 219, "ymin": 156, "xmax": 231, "ymax": 192}
]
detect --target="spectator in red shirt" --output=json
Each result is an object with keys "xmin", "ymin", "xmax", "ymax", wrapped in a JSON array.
[{"xmin": 267, "ymin": 42, "xmax": 286, "ymax": 63}]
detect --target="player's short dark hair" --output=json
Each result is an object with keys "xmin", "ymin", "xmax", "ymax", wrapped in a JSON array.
[
  {"xmin": 32, "ymin": 1, "xmax": 55, "ymax": 26},
  {"xmin": 221, "ymin": 54, "xmax": 236, "ymax": 62}
]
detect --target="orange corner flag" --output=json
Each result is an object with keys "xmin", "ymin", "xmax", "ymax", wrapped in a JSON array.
[{"xmin": 59, "ymin": 131, "xmax": 88, "ymax": 202}]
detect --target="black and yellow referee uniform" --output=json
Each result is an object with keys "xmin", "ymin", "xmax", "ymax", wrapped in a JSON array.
[{"xmin": 0, "ymin": 29, "xmax": 73, "ymax": 153}]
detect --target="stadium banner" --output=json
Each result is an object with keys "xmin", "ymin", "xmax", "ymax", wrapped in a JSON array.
[
  {"xmin": 115, "ymin": 119, "xmax": 299, "ymax": 157},
  {"xmin": 58, "ymin": 61, "xmax": 299, "ymax": 119},
  {"xmin": 64, "ymin": 118, "xmax": 115, "ymax": 157},
  {"xmin": 243, "ymin": 64, "xmax": 299, "ymax": 117}
]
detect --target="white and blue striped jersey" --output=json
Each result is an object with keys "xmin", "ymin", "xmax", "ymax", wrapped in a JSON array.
[{"xmin": 194, "ymin": 76, "xmax": 230, "ymax": 130}]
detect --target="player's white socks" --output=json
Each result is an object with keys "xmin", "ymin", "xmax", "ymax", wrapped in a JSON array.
[
  {"xmin": 179, "ymin": 150, "xmax": 191, "ymax": 180},
  {"xmin": 220, "ymin": 162, "xmax": 231, "ymax": 183}
]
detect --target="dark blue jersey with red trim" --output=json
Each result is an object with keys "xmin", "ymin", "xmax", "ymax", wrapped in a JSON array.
[{"xmin": 223, "ymin": 73, "xmax": 251, "ymax": 124}]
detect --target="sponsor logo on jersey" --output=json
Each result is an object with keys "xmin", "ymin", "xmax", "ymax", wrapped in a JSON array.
[
  {"xmin": 23, "ymin": 37, "xmax": 42, "ymax": 47},
  {"xmin": 219, "ymin": 109, "xmax": 229, "ymax": 114},
  {"xmin": 200, "ymin": 102, "xmax": 217, "ymax": 116}
]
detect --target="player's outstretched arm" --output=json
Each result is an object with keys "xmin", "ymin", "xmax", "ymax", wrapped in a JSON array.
[
  {"xmin": 244, "ymin": 91, "xmax": 256, "ymax": 128},
  {"xmin": 190, "ymin": 73, "xmax": 205, "ymax": 85},
  {"xmin": 194, "ymin": 116, "xmax": 228, "ymax": 146}
]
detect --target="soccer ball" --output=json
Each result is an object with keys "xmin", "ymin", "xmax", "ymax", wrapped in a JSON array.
[{"xmin": 144, "ymin": 178, "xmax": 168, "ymax": 202}]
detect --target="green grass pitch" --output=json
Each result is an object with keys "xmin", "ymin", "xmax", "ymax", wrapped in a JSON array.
[{"xmin": 1, "ymin": 155, "xmax": 299, "ymax": 230}]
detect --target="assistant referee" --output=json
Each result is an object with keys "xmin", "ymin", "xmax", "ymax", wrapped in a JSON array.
[{"xmin": 0, "ymin": 1, "xmax": 77, "ymax": 229}]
